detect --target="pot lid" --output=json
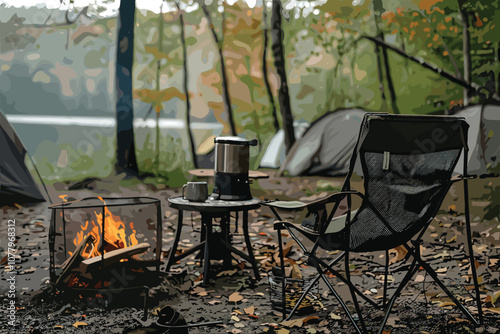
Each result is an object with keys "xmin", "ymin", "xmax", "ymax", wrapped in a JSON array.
[{"xmin": 214, "ymin": 136, "xmax": 258, "ymax": 146}]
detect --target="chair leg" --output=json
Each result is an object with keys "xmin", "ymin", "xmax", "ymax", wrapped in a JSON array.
[
  {"xmin": 277, "ymin": 230, "xmax": 287, "ymax": 320},
  {"xmin": 383, "ymin": 249, "xmax": 389, "ymax": 307},
  {"xmin": 284, "ymin": 272, "xmax": 322, "ymax": 321},
  {"xmin": 320, "ymin": 272, "xmax": 364, "ymax": 334},
  {"xmin": 377, "ymin": 256, "xmax": 419, "ymax": 334},
  {"xmin": 411, "ymin": 249, "xmax": 480, "ymax": 325},
  {"xmin": 285, "ymin": 253, "xmax": 346, "ymax": 321},
  {"xmin": 345, "ymin": 250, "xmax": 368, "ymax": 333},
  {"xmin": 317, "ymin": 256, "xmax": 379, "ymax": 308},
  {"xmin": 463, "ymin": 179, "xmax": 484, "ymax": 325}
]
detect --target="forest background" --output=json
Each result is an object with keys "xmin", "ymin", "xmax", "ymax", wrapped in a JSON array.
[{"xmin": 1, "ymin": 0, "xmax": 499, "ymax": 185}]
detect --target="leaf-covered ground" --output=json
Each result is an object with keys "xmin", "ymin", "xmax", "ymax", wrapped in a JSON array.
[{"xmin": 1, "ymin": 171, "xmax": 499, "ymax": 333}]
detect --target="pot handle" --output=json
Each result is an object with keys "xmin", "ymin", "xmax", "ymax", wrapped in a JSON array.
[{"xmin": 248, "ymin": 139, "xmax": 258, "ymax": 146}]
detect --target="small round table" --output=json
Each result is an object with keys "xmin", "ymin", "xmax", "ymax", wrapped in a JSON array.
[{"xmin": 167, "ymin": 197, "xmax": 261, "ymax": 285}]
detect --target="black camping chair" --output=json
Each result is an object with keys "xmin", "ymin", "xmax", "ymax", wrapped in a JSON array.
[{"xmin": 264, "ymin": 113, "xmax": 483, "ymax": 333}]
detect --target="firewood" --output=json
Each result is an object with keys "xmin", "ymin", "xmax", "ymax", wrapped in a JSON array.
[
  {"xmin": 79, "ymin": 243, "xmax": 150, "ymax": 273},
  {"xmin": 56, "ymin": 234, "xmax": 95, "ymax": 286}
]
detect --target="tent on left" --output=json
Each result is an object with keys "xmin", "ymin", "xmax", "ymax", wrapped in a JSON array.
[{"xmin": 0, "ymin": 111, "xmax": 46, "ymax": 205}]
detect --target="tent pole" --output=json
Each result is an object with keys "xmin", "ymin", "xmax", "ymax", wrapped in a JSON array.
[{"xmin": 28, "ymin": 155, "xmax": 52, "ymax": 204}]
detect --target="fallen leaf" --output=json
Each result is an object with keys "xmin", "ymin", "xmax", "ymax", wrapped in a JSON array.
[
  {"xmin": 229, "ymin": 292, "xmax": 244, "ymax": 303},
  {"xmin": 302, "ymin": 316, "xmax": 320, "ymax": 324},
  {"xmin": 446, "ymin": 235, "xmax": 457, "ymax": 243},
  {"xmin": 244, "ymin": 305, "xmax": 255, "ymax": 315},
  {"xmin": 53, "ymin": 325, "xmax": 63, "ymax": 329},
  {"xmin": 208, "ymin": 300, "xmax": 222, "ymax": 305},
  {"xmin": 231, "ymin": 315, "xmax": 240, "ymax": 322},
  {"xmin": 487, "ymin": 308, "xmax": 500, "ymax": 314},
  {"xmin": 277, "ymin": 329, "xmax": 290, "ymax": 334},
  {"xmin": 281, "ymin": 318, "xmax": 304, "ymax": 328},
  {"xmin": 72, "ymin": 321, "xmax": 88, "ymax": 328},
  {"xmin": 438, "ymin": 302, "xmax": 456, "ymax": 308},
  {"xmin": 329, "ymin": 313, "xmax": 341, "ymax": 320},
  {"xmin": 217, "ymin": 269, "xmax": 238, "ymax": 277}
]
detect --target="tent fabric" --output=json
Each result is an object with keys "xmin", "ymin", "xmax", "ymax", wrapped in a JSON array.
[
  {"xmin": 279, "ymin": 109, "xmax": 366, "ymax": 176},
  {"xmin": 455, "ymin": 105, "xmax": 500, "ymax": 176},
  {"xmin": 0, "ymin": 111, "xmax": 45, "ymax": 204},
  {"xmin": 259, "ymin": 122, "xmax": 309, "ymax": 169},
  {"xmin": 279, "ymin": 105, "xmax": 500, "ymax": 177}
]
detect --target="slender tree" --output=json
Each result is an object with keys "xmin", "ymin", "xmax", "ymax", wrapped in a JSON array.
[
  {"xmin": 115, "ymin": 0, "xmax": 138, "ymax": 173},
  {"xmin": 198, "ymin": 0, "xmax": 237, "ymax": 136},
  {"xmin": 497, "ymin": 42, "xmax": 500, "ymax": 98},
  {"xmin": 372, "ymin": 0, "xmax": 400, "ymax": 114},
  {"xmin": 458, "ymin": 1, "xmax": 472, "ymax": 106},
  {"xmin": 363, "ymin": 36, "xmax": 500, "ymax": 102},
  {"xmin": 261, "ymin": 0, "xmax": 279, "ymax": 133},
  {"xmin": 271, "ymin": 0, "xmax": 295, "ymax": 153},
  {"xmin": 153, "ymin": 4, "xmax": 165, "ymax": 176},
  {"xmin": 174, "ymin": 0, "xmax": 199, "ymax": 168}
]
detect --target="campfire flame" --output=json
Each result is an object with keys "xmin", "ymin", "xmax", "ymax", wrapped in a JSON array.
[{"xmin": 71, "ymin": 197, "xmax": 138, "ymax": 259}]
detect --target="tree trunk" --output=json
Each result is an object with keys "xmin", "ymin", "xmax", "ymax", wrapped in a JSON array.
[
  {"xmin": 199, "ymin": 1, "xmax": 237, "ymax": 136},
  {"xmin": 363, "ymin": 36, "xmax": 488, "ymax": 95},
  {"xmin": 115, "ymin": 0, "xmax": 138, "ymax": 173},
  {"xmin": 459, "ymin": 5, "xmax": 472, "ymax": 106},
  {"xmin": 154, "ymin": 8, "xmax": 165, "ymax": 176},
  {"xmin": 381, "ymin": 42, "xmax": 400, "ymax": 114},
  {"xmin": 373, "ymin": 0, "xmax": 399, "ymax": 114},
  {"xmin": 271, "ymin": 0, "xmax": 295, "ymax": 153},
  {"xmin": 262, "ymin": 1, "xmax": 279, "ymax": 133},
  {"xmin": 497, "ymin": 42, "xmax": 500, "ymax": 98},
  {"xmin": 176, "ymin": 1, "xmax": 198, "ymax": 168}
]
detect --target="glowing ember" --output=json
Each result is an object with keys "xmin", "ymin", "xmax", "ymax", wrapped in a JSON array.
[{"xmin": 71, "ymin": 197, "xmax": 138, "ymax": 259}]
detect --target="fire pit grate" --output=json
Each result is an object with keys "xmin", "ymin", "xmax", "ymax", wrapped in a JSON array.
[{"xmin": 49, "ymin": 197, "xmax": 162, "ymax": 290}]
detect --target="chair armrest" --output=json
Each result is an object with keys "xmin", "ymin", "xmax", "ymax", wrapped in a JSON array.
[
  {"xmin": 263, "ymin": 191, "xmax": 361, "ymax": 211},
  {"xmin": 274, "ymin": 220, "xmax": 320, "ymax": 235},
  {"xmin": 451, "ymin": 174, "xmax": 477, "ymax": 183}
]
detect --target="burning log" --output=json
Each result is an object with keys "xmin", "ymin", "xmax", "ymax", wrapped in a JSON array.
[
  {"xmin": 79, "ymin": 242, "xmax": 150, "ymax": 273},
  {"xmin": 56, "ymin": 234, "xmax": 95, "ymax": 286}
]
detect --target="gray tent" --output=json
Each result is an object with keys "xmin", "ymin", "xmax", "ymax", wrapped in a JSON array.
[
  {"xmin": 279, "ymin": 109, "xmax": 366, "ymax": 176},
  {"xmin": 455, "ymin": 105, "xmax": 500, "ymax": 176},
  {"xmin": 0, "ymin": 111, "xmax": 46, "ymax": 204},
  {"xmin": 279, "ymin": 106, "xmax": 500, "ymax": 177}
]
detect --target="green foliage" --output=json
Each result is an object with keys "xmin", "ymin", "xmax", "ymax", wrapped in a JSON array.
[
  {"xmin": 3, "ymin": 0, "xmax": 500, "ymax": 184},
  {"xmin": 137, "ymin": 132, "xmax": 190, "ymax": 187}
]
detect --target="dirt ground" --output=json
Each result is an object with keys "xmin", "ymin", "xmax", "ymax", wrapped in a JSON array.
[{"xmin": 1, "ymin": 171, "xmax": 499, "ymax": 333}]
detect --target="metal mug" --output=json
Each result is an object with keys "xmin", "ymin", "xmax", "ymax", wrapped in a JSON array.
[{"xmin": 182, "ymin": 182, "xmax": 208, "ymax": 202}]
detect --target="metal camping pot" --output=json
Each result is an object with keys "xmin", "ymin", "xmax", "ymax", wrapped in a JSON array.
[
  {"xmin": 214, "ymin": 137, "xmax": 258, "ymax": 174},
  {"xmin": 212, "ymin": 136, "xmax": 258, "ymax": 201}
]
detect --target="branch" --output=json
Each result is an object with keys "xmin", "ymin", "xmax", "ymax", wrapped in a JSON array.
[
  {"xmin": 32, "ymin": 6, "xmax": 92, "ymax": 28},
  {"xmin": 362, "ymin": 35, "xmax": 499, "ymax": 101}
]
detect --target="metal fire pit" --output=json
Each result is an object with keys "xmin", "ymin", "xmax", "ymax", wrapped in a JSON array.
[{"xmin": 49, "ymin": 197, "xmax": 162, "ymax": 290}]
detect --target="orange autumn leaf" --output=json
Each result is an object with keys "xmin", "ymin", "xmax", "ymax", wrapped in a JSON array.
[
  {"xmin": 133, "ymin": 87, "xmax": 185, "ymax": 107},
  {"xmin": 419, "ymin": 0, "xmax": 444, "ymax": 14},
  {"xmin": 382, "ymin": 11, "xmax": 396, "ymax": 24},
  {"xmin": 476, "ymin": 15, "xmax": 483, "ymax": 27}
]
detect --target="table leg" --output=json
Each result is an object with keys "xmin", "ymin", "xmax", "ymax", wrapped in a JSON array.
[
  {"xmin": 221, "ymin": 213, "xmax": 233, "ymax": 269},
  {"xmin": 202, "ymin": 214, "xmax": 212, "ymax": 285},
  {"xmin": 242, "ymin": 211, "xmax": 260, "ymax": 281},
  {"xmin": 198, "ymin": 217, "xmax": 206, "ymax": 266},
  {"xmin": 166, "ymin": 209, "xmax": 183, "ymax": 272}
]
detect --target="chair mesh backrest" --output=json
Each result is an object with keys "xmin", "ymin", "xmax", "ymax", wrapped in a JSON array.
[{"xmin": 339, "ymin": 114, "xmax": 468, "ymax": 252}]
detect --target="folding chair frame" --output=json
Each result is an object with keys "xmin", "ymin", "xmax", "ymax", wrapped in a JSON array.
[{"xmin": 267, "ymin": 114, "xmax": 484, "ymax": 333}]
